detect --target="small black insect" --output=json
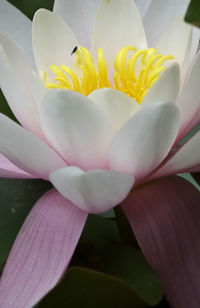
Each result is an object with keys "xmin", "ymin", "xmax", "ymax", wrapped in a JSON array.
[{"xmin": 71, "ymin": 46, "xmax": 78, "ymax": 55}]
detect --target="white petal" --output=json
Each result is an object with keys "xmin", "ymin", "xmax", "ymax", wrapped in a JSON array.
[
  {"xmin": 32, "ymin": 9, "xmax": 79, "ymax": 75},
  {"xmin": 141, "ymin": 63, "xmax": 181, "ymax": 106},
  {"xmin": 0, "ymin": 0, "xmax": 33, "ymax": 62},
  {"xmin": 144, "ymin": 0, "xmax": 190, "ymax": 47},
  {"xmin": 88, "ymin": 88, "xmax": 138, "ymax": 131},
  {"xmin": 189, "ymin": 27, "xmax": 200, "ymax": 67},
  {"xmin": 135, "ymin": 0, "xmax": 151, "ymax": 18},
  {"xmin": 50, "ymin": 166, "xmax": 134, "ymax": 213},
  {"xmin": 176, "ymin": 51, "xmax": 200, "ymax": 141},
  {"xmin": 92, "ymin": 0, "xmax": 147, "ymax": 79},
  {"xmin": 151, "ymin": 131, "xmax": 200, "ymax": 179},
  {"xmin": 109, "ymin": 102, "xmax": 180, "ymax": 182},
  {"xmin": 53, "ymin": 0, "xmax": 101, "ymax": 48},
  {"xmin": 30, "ymin": 71, "xmax": 48, "ymax": 109},
  {"xmin": 0, "ymin": 34, "xmax": 44, "ymax": 138},
  {"xmin": 0, "ymin": 113, "xmax": 66, "ymax": 179},
  {"xmin": 39, "ymin": 89, "xmax": 114, "ymax": 170},
  {"xmin": 155, "ymin": 15, "xmax": 192, "ymax": 72}
]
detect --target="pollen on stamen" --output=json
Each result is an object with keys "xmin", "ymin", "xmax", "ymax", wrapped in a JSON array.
[{"xmin": 42, "ymin": 46, "xmax": 174, "ymax": 104}]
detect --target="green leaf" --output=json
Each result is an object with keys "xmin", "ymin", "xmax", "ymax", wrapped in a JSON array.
[
  {"xmin": 8, "ymin": 0, "xmax": 54, "ymax": 20},
  {"xmin": 185, "ymin": 0, "xmax": 200, "ymax": 28},
  {"xmin": 38, "ymin": 266, "xmax": 150, "ymax": 308},
  {"xmin": 71, "ymin": 214, "xmax": 121, "ymax": 270},
  {"xmin": 43, "ymin": 215, "xmax": 162, "ymax": 307},
  {"xmin": 74, "ymin": 216, "xmax": 163, "ymax": 305},
  {"xmin": 101, "ymin": 245, "xmax": 163, "ymax": 306},
  {"xmin": 79, "ymin": 214, "xmax": 121, "ymax": 247},
  {"xmin": 114, "ymin": 205, "xmax": 140, "ymax": 247},
  {"xmin": 0, "ymin": 90, "xmax": 18, "ymax": 122},
  {"xmin": 0, "ymin": 178, "xmax": 51, "ymax": 266},
  {"xmin": 191, "ymin": 172, "xmax": 200, "ymax": 186}
]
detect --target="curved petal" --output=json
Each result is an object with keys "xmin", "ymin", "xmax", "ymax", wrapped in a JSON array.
[
  {"xmin": 176, "ymin": 51, "xmax": 200, "ymax": 141},
  {"xmin": 122, "ymin": 176, "xmax": 200, "ymax": 308},
  {"xmin": 32, "ymin": 9, "xmax": 79, "ymax": 75},
  {"xmin": 0, "ymin": 188, "xmax": 87, "ymax": 308},
  {"xmin": 144, "ymin": 0, "xmax": 190, "ymax": 47},
  {"xmin": 53, "ymin": 0, "xmax": 101, "ymax": 48},
  {"xmin": 0, "ymin": 0, "xmax": 33, "ymax": 62},
  {"xmin": 0, "ymin": 33, "xmax": 44, "ymax": 138},
  {"xmin": 50, "ymin": 166, "xmax": 134, "ymax": 214},
  {"xmin": 109, "ymin": 102, "xmax": 180, "ymax": 182},
  {"xmin": 0, "ymin": 114, "xmax": 66, "ymax": 179},
  {"xmin": 189, "ymin": 27, "xmax": 200, "ymax": 67},
  {"xmin": 30, "ymin": 71, "xmax": 48, "ymax": 109},
  {"xmin": 151, "ymin": 131, "xmax": 200, "ymax": 179},
  {"xmin": 88, "ymin": 88, "xmax": 138, "ymax": 131},
  {"xmin": 92, "ymin": 0, "xmax": 147, "ymax": 80},
  {"xmin": 135, "ymin": 0, "xmax": 151, "ymax": 18},
  {"xmin": 39, "ymin": 89, "xmax": 114, "ymax": 170},
  {"xmin": 0, "ymin": 154, "xmax": 33, "ymax": 179},
  {"xmin": 155, "ymin": 15, "xmax": 192, "ymax": 72},
  {"xmin": 141, "ymin": 63, "xmax": 180, "ymax": 106}
]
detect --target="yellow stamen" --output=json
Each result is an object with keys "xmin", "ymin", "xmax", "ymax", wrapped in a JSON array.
[{"xmin": 42, "ymin": 46, "xmax": 174, "ymax": 104}]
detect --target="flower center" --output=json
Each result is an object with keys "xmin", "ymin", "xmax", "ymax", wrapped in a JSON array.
[{"xmin": 42, "ymin": 46, "xmax": 173, "ymax": 104}]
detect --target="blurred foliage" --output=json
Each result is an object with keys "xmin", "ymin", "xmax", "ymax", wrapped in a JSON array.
[
  {"xmin": 185, "ymin": 0, "xmax": 200, "ymax": 27},
  {"xmin": 0, "ymin": 90, "xmax": 18, "ymax": 122},
  {"xmin": 8, "ymin": 0, "xmax": 54, "ymax": 20},
  {"xmin": 191, "ymin": 172, "xmax": 200, "ymax": 185},
  {"xmin": 0, "ymin": 178, "xmax": 51, "ymax": 268},
  {"xmin": 39, "ymin": 215, "xmax": 163, "ymax": 308}
]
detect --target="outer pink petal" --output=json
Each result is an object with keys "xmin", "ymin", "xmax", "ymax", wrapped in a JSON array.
[
  {"xmin": 0, "ymin": 154, "xmax": 33, "ymax": 179},
  {"xmin": 0, "ymin": 188, "xmax": 87, "ymax": 308},
  {"xmin": 122, "ymin": 176, "xmax": 200, "ymax": 308}
]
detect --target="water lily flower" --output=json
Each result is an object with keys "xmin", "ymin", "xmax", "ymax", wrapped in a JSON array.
[{"xmin": 0, "ymin": 0, "xmax": 200, "ymax": 307}]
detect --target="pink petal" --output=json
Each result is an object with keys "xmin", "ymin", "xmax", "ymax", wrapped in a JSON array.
[
  {"xmin": 0, "ymin": 188, "xmax": 87, "ymax": 308},
  {"xmin": 0, "ymin": 154, "xmax": 33, "ymax": 179},
  {"xmin": 122, "ymin": 176, "xmax": 200, "ymax": 308}
]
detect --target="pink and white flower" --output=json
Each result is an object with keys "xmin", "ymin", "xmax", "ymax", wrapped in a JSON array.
[{"xmin": 0, "ymin": 0, "xmax": 199, "ymax": 307}]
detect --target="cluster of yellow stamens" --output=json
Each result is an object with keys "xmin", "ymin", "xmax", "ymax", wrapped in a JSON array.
[{"xmin": 42, "ymin": 46, "xmax": 173, "ymax": 104}]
